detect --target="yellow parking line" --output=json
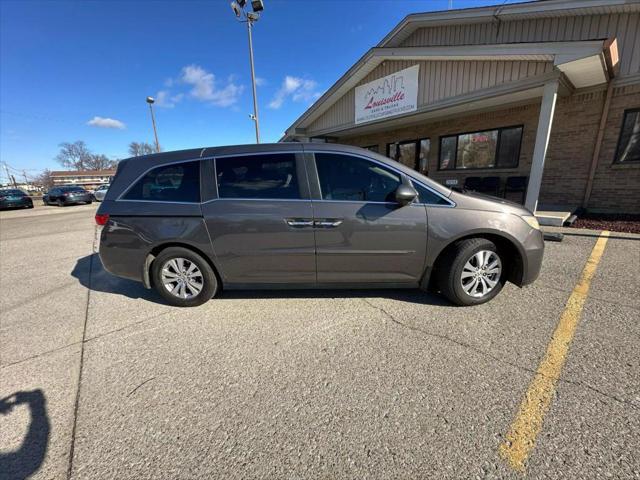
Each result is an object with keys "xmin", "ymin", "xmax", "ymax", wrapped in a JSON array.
[{"xmin": 498, "ymin": 230, "xmax": 610, "ymax": 472}]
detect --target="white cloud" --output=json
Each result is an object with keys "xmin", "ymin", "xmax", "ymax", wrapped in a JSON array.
[
  {"xmin": 87, "ymin": 116, "xmax": 126, "ymax": 129},
  {"xmin": 269, "ymin": 76, "xmax": 321, "ymax": 109},
  {"xmin": 255, "ymin": 77, "xmax": 266, "ymax": 86},
  {"xmin": 180, "ymin": 64, "xmax": 244, "ymax": 107},
  {"xmin": 155, "ymin": 90, "xmax": 183, "ymax": 108}
]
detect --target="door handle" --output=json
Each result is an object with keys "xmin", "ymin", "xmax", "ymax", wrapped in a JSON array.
[
  {"xmin": 285, "ymin": 218, "xmax": 314, "ymax": 228},
  {"xmin": 314, "ymin": 219, "xmax": 343, "ymax": 228}
]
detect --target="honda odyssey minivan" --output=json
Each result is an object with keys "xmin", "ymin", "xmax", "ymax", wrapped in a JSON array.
[{"xmin": 96, "ymin": 143, "xmax": 543, "ymax": 307}]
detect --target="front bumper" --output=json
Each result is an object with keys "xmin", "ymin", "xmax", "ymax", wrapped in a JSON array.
[
  {"xmin": 520, "ymin": 229, "xmax": 545, "ymax": 286},
  {"xmin": 0, "ymin": 198, "xmax": 32, "ymax": 209}
]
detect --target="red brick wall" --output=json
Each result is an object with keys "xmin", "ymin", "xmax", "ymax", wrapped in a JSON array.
[{"xmin": 587, "ymin": 84, "xmax": 640, "ymax": 213}]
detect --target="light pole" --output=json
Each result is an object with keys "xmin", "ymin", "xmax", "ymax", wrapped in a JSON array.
[
  {"xmin": 146, "ymin": 96, "xmax": 161, "ymax": 153},
  {"xmin": 231, "ymin": 0, "xmax": 264, "ymax": 143}
]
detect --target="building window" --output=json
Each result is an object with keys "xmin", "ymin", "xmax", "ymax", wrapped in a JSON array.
[
  {"xmin": 363, "ymin": 145, "xmax": 379, "ymax": 153},
  {"xmin": 386, "ymin": 138, "xmax": 430, "ymax": 174},
  {"xmin": 439, "ymin": 126, "xmax": 523, "ymax": 170},
  {"xmin": 614, "ymin": 109, "xmax": 640, "ymax": 164}
]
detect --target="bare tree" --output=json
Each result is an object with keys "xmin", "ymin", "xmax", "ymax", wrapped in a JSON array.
[
  {"xmin": 35, "ymin": 169, "xmax": 54, "ymax": 189},
  {"xmin": 85, "ymin": 154, "xmax": 117, "ymax": 170},
  {"xmin": 128, "ymin": 142, "xmax": 156, "ymax": 157},
  {"xmin": 55, "ymin": 141, "xmax": 93, "ymax": 170},
  {"xmin": 55, "ymin": 141, "xmax": 117, "ymax": 171}
]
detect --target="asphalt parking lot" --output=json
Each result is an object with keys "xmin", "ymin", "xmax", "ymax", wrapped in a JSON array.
[{"xmin": 1, "ymin": 203, "xmax": 639, "ymax": 479}]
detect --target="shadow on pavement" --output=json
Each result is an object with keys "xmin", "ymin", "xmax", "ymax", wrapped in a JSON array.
[
  {"xmin": 72, "ymin": 253, "xmax": 453, "ymax": 307},
  {"xmin": 71, "ymin": 254, "xmax": 163, "ymax": 303},
  {"xmin": 218, "ymin": 288, "xmax": 453, "ymax": 306},
  {"xmin": 0, "ymin": 389, "xmax": 50, "ymax": 480}
]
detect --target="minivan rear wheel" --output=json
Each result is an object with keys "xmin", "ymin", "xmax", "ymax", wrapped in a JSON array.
[
  {"xmin": 151, "ymin": 247, "xmax": 218, "ymax": 307},
  {"xmin": 437, "ymin": 238, "xmax": 505, "ymax": 306}
]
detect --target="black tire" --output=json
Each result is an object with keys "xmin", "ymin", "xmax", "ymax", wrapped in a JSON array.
[
  {"xmin": 27, "ymin": 204, "xmax": 34, "ymax": 209},
  {"xmin": 86, "ymin": 200, "xmax": 92, "ymax": 204},
  {"xmin": 436, "ymin": 238, "xmax": 505, "ymax": 306},
  {"xmin": 57, "ymin": 199, "xmax": 64, "ymax": 207},
  {"xmin": 151, "ymin": 247, "xmax": 218, "ymax": 307}
]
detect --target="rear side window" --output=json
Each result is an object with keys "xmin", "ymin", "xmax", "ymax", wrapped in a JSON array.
[
  {"xmin": 123, "ymin": 161, "xmax": 200, "ymax": 202},
  {"xmin": 216, "ymin": 153, "xmax": 300, "ymax": 199}
]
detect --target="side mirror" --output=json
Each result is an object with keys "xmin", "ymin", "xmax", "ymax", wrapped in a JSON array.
[{"xmin": 395, "ymin": 184, "xmax": 418, "ymax": 206}]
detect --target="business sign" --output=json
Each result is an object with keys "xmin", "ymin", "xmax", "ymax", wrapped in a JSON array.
[{"xmin": 355, "ymin": 65, "xmax": 419, "ymax": 125}]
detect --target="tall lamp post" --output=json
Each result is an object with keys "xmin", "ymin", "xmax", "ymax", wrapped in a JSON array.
[
  {"xmin": 146, "ymin": 96, "xmax": 161, "ymax": 153},
  {"xmin": 231, "ymin": 0, "xmax": 264, "ymax": 144}
]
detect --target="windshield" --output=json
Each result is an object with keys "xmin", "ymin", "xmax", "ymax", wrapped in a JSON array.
[
  {"xmin": 0, "ymin": 189, "xmax": 25, "ymax": 195},
  {"xmin": 61, "ymin": 186, "xmax": 86, "ymax": 192}
]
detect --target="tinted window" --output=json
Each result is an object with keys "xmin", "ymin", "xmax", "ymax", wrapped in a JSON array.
[
  {"xmin": 614, "ymin": 109, "xmax": 640, "ymax": 163},
  {"xmin": 411, "ymin": 182, "xmax": 451, "ymax": 206},
  {"xmin": 315, "ymin": 153, "xmax": 401, "ymax": 202},
  {"xmin": 62, "ymin": 186, "xmax": 86, "ymax": 192},
  {"xmin": 439, "ymin": 126, "xmax": 522, "ymax": 170},
  {"xmin": 123, "ymin": 161, "xmax": 200, "ymax": 202},
  {"xmin": 216, "ymin": 153, "xmax": 299, "ymax": 199},
  {"xmin": 0, "ymin": 189, "xmax": 24, "ymax": 195},
  {"xmin": 457, "ymin": 130, "xmax": 498, "ymax": 169},
  {"xmin": 439, "ymin": 136, "xmax": 457, "ymax": 170},
  {"xmin": 496, "ymin": 127, "xmax": 523, "ymax": 168},
  {"xmin": 418, "ymin": 139, "xmax": 430, "ymax": 175}
]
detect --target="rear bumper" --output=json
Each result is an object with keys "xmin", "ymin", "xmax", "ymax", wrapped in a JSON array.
[{"xmin": 520, "ymin": 229, "xmax": 545, "ymax": 286}]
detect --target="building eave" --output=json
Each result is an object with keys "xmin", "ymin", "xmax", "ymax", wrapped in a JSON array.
[
  {"xmin": 284, "ymin": 39, "xmax": 614, "ymax": 139},
  {"xmin": 379, "ymin": 0, "xmax": 640, "ymax": 48}
]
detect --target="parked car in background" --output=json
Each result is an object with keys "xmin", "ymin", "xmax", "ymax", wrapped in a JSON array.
[
  {"xmin": 96, "ymin": 144, "xmax": 544, "ymax": 308},
  {"xmin": 93, "ymin": 184, "xmax": 110, "ymax": 202},
  {"xmin": 44, "ymin": 186, "xmax": 93, "ymax": 206},
  {"xmin": 0, "ymin": 189, "xmax": 33, "ymax": 210}
]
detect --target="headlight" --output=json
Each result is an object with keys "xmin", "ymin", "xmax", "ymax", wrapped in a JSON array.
[{"xmin": 521, "ymin": 215, "xmax": 540, "ymax": 230}]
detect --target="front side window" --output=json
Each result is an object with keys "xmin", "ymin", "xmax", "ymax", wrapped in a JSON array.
[
  {"xmin": 439, "ymin": 126, "xmax": 522, "ymax": 170},
  {"xmin": 123, "ymin": 161, "xmax": 200, "ymax": 202},
  {"xmin": 411, "ymin": 182, "xmax": 451, "ymax": 206},
  {"xmin": 216, "ymin": 153, "xmax": 300, "ymax": 200},
  {"xmin": 614, "ymin": 109, "xmax": 640, "ymax": 163},
  {"xmin": 315, "ymin": 153, "xmax": 401, "ymax": 202}
]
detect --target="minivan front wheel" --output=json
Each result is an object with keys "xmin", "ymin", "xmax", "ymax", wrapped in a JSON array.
[
  {"xmin": 151, "ymin": 247, "xmax": 218, "ymax": 307},
  {"xmin": 437, "ymin": 238, "xmax": 505, "ymax": 306}
]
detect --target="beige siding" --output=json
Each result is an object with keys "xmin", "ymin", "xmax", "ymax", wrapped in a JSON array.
[
  {"xmin": 400, "ymin": 13, "xmax": 640, "ymax": 77},
  {"xmin": 307, "ymin": 59, "xmax": 552, "ymax": 134}
]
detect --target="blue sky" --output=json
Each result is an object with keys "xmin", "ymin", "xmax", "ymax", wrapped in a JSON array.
[{"xmin": 0, "ymin": 0, "xmax": 527, "ymax": 178}]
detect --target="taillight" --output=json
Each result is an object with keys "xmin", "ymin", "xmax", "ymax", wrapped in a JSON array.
[{"xmin": 95, "ymin": 213, "xmax": 110, "ymax": 226}]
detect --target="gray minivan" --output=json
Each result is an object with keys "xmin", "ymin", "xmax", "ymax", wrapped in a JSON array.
[{"xmin": 96, "ymin": 143, "xmax": 543, "ymax": 307}]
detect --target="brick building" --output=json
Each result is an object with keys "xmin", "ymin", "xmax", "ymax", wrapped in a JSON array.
[
  {"xmin": 283, "ymin": 0, "xmax": 640, "ymax": 215},
  {"xmin": 50, "ymin": 169, "xmax": 115, "ymax": 190}
]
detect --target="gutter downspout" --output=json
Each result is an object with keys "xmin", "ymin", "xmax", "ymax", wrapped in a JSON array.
[{"xmin": 582, "ymin": 80, "xmax": 614, "ymax": 209}]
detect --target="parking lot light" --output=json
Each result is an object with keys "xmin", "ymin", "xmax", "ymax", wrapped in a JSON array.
[{"xmin": 230, "ymin": 0, "xmax": 263, "ymax": 143}]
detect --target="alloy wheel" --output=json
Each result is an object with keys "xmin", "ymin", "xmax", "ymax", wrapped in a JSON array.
[
  {"xmin": 160, "ymin": 258, "xmax": 204, "ymax": 299},
  {"xmin": 460, "ymin": 250, "xmax": 501, "ymax": 298}
]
